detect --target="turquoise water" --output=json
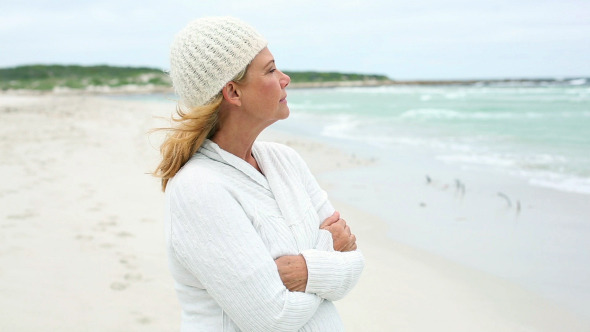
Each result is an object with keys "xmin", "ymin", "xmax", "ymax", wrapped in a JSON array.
[
  {"xmin": 280, "ymin": 85, "xmax": 590, "ymax": 195},
  {"xmin": 272, "ymin": 84, "xmax": 590, "ymax": 319}
]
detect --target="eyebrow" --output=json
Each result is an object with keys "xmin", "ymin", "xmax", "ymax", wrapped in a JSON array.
[{"xmin": 264, "ymin": 60, "xmax": 275, "ymax": 68}]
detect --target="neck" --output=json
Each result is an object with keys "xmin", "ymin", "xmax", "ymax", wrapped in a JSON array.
[
  {"xmin": 211, "ymin": 111, "xmax": 271, "ymax": 172},
  {"xmin": 211, "ymin": 128, "xmax": 259, "ymax": 161}
]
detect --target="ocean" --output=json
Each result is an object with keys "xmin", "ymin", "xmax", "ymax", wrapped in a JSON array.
[
  {"xmin": 270, "ymin": 83, "xmax": 590, "ymax": 319},
  {"xmin": 277, "ymin": 83, "xmax": 590, "ymax": 195}
]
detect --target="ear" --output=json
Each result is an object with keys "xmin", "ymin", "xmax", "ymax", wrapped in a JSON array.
[{"xmin": 222, "ymin": 81, "xmax": 242, "ymax": 107}]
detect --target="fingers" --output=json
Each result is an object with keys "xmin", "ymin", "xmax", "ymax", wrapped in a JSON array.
[
  {"xmin": 320, "ymin": 211, "xmax": 340, "ymax": 229},
  {"xmin": 342, "ymin": 234, "xmax": 357, "ymax": 252},
  {"xmin": 319, "ymin": 213, "xmax": 359, "ymax": 252},
  {"xmin": 330, "ymin": 218, "xmax": 346, "ymax": 229},
  {"xmin": 334, "ymin": 231, "xmax": 358, "ymax": 252}
]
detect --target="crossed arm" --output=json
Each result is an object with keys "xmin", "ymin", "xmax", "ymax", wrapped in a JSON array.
[
  {"xmin": 275, "ymin": 211, "xmax": 359, "ymax": 292},
  {"xmin": 170, "ymin": 184, "xmax": 361, "ymax": 330}
]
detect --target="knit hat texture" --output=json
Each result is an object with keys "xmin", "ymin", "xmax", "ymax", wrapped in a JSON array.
[{"xmin": 169, "ymin": 17, "xmax": 268, "ymax": 108}]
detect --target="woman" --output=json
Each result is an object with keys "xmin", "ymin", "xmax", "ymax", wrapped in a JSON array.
[{"xmin": 156, "ymin": 17, "xmax": 364, "ymax": 331}]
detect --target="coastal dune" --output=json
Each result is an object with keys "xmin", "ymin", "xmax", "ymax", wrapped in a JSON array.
[{"xmin": 1, "ymin": 94, "xmax": 588, "ymax": 331}]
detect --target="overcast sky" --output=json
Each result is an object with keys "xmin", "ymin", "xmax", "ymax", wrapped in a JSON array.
[{"xmin": 1, "ymin": 0, "xmax": 589, "ymax": 80}]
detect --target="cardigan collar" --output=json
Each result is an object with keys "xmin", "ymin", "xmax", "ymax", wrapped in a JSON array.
[{"xmin": 199, "ymin": 139, "xmax": 270, "ymax": 191}]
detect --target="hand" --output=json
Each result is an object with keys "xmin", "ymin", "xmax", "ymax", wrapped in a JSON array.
[
  {"xmin": 275, "ymin": 255, "xmax": 308, "ymax": 292},
  {"xmin": 320, "ymin": 211, "xmax": 357, "ymax": 252}
]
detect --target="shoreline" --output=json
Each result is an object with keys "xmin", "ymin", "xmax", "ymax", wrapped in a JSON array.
[
  {"xmin": 1, "ymin": 75, "xmax": 588, "ymax": 97},
  {"xmin": 1, "ymin": 94, "xmax": 589, "ymax": 331}
]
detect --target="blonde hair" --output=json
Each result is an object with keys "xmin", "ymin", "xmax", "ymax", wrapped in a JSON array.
[{"xmin": 154, "ymin": 67, "xmax": 248, "ymax": 191}]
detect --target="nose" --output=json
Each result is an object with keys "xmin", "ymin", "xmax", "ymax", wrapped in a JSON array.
[{"xmin": 280, "ymin": 71, "xmax": 290, "ymax": 88}]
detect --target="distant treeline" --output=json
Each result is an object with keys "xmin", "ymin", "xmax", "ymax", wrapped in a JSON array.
[
  {"xmin": 0, "ymin": 65, "xmax": 391, "ymax": 91},
  {"xmin": 0, "ymin": 65, "xmax": 170, "ymax": 90},
  {"xmin": 284, "ymin": 71, "xmax": 390, "ymax": 83}
]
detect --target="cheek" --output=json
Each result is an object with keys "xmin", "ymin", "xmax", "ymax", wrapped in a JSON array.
[{"xmin": 261, "ymin": 79, "xmax": 280, "ymax": 96}]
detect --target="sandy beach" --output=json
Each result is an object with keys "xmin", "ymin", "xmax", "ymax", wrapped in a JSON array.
[{"xmin": 1, "ymin": 94, "xmax": 589, "ymax": 331}]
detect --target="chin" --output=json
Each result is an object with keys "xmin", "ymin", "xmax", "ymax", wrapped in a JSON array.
[
  {"xmin": 280, "ymin": 108, "xmax": 290, "ymax": 119},
  {"xmin": 276, "ymin": 106, "xmax": 290, "ymax": 120}
]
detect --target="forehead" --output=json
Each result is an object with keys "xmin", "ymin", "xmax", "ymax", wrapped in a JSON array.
[{"xmin": 251, "ymin": 47, "xmax": 274, "ymax": 67}]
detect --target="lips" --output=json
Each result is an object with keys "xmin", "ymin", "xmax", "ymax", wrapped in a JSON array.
[{"xmin": 279, "ymin": 95, "xmax": 287, "ymax": 103}]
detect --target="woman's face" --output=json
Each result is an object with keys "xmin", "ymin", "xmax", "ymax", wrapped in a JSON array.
[{"xmin": 237, "ymin": 47, "xmax": 291, "ymax": 125}]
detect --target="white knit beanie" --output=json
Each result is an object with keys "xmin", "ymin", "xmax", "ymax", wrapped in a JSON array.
[{"xmin": 169, "ymin": 17, "xmax": 268, "ymax": 108}]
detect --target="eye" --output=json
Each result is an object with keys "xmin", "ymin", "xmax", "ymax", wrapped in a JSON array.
[{"xmin": 269, "ymin": 67, "xmax": 277, "ymax": 73}]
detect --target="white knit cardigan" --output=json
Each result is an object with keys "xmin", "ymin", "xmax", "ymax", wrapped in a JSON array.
[{"xmin": 164, "ymin": 140, "xmax": 365, "ymax": 331}]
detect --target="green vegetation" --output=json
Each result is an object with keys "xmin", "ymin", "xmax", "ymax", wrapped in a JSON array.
[
  {"xmin": 0, "ymin": 65, "xmax": 391, "ymax": 91},
  {"xmin": 0, "ymin": 65, "xmax": 170, "ymax": 91},
  {"xmin": 283, "ymin": 71, "xmax": 390, "ymax": 83}
]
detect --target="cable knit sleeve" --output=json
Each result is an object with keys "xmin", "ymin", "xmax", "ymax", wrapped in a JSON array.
[
  {"xmin": 300, "ymin": 249, "xmax": 364, "ymax": 301},
  {"xmin": 168, "ymin": 180, "xmax": 323, "ymax": 332},
  {"xmin": 279, "ymin": 144, "xmax": 365, "ymax": 301}
]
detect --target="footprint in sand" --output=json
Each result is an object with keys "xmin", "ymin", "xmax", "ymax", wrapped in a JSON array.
[
  {"xmin": 79, "ymin": 190, "xmax": 96, "ymax": 200},
  {"xmin": 78, "ymin": 183, "xmax": 95, "ymax": 200},
  {"xmin": 75, "ymin": 234, "xmax": 94, "ymax": 241},
  {"xmin": 118, "ymin": 254, "xmax": 138, "ymax": 270},
  {"xmin": 107, "ymin": 215, "xmax": 118, "ymax": 222},
  {"xmin": 116, "ymin": 231, "xmax": 134, "ymax": 238},
  {"xmin": 6, "ymin": 211, "xmax": 36, "ymax": 220},
  {"xmin": 130, "ymin": 312, "xmax": 152, "ymax": 325},
  {"xmin": 97, "ymin": 220, "xmax": 118, "ymax": 227},
  {"xmin": 4, "ymin": 189, "xmax": 19, "ymax": 195},
  {"xmin": 124, "ymin": 273, "xmax": 143, "ymax": 282},
  {"xmin": 95, "ymin": 217, "xmax": 118, "ymax": 232},
  {"xmin": 136, "ymin": 316, "xmax": 151, "ymax": 325},
  {"xmin": 109, "ymin": 273, "xmax": 143, "ymax": 292},
  {"xmin": 87, "ymin": 202, "xmax": 105, "ymax": 213},
  {"xmin": 110, "ymin": 281, "xmax": 129, "ymax": 291}
]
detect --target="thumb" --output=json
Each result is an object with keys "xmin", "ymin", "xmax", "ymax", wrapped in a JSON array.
[{"xmin": 320, "ymin": 211, "xmax": 340, "ymax": 228}]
